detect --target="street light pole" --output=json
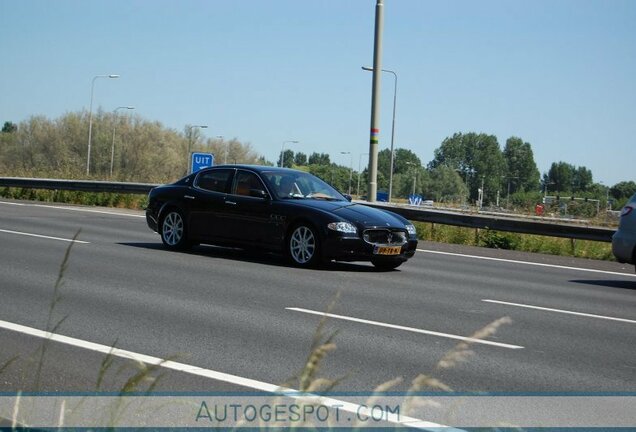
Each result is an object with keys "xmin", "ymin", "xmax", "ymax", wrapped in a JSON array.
[
  {"xmin": 280, "ymin": 140, "xmax": 299, "ymax": 167},
  {"xmin": 87, "ymin": 74, "xmax": 119, "ymax": 176},
  {"xmin": 454, "ymin": 168, "xmax": 470, "ymax": 206},
  {"xmin": 185, "ymin": 125, "xmax": 208, "ymax": 174},
  {"xmin": 600, "ymin": 181, "xmax": 611, "ymax": 210},
  {"xmin": 502, "ymin": 175, "xmax": 519, "ymax": 209},
  {"xmin": 406, "ymin": 161, "xmax": 417, "ymax": 196},
  {"xmin": 341, "ymin": 151, "xmax": 353, "ymax": 195},
  {"xmin": 110, "ymin": 106, "xmax": 134, "ymax": 178},
  {"xmin": 362, "ymin": 65, "xmax": 396, "ymax": 202},
  {"xmin": 216, "ymin": 136, "xmax": 226, "ymax": 164},
  {"xmin": 357, "ymin": 152, "xmax": 369, "ymax": 197}
]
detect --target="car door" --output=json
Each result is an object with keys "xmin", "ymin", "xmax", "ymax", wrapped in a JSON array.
[
  {"xmin": 188, "ymin": 168, "xmax": 235, "ymax": 241},
  {"xmin": 222, "ymin": 169, "xmax": 279, "ymax": 247}
]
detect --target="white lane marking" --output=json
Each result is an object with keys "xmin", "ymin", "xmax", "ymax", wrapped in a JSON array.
[
  {"xmin": 416, "ymin": 249, "xmax": 636, "ymax": 278},
  {"xmin": 0, "ymin": 228, "xmax": 90, "ymax": 244},
  {"xmin": 0, "ymin": 201, "xmax": 145, "ymax": 218},
  {"xmin": 483, "ymin": 299, "xmax": 636, "ymax": 324},
  {"xmin": 286, "ymin": 307, "xmax": 522, "ymax": 349},
  {"xmin": 0, "ymin": 319, "xmax": 452, "ymax": 431}
]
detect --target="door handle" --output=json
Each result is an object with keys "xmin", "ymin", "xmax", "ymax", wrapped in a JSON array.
[
  {"xmin": 225, "ymin": 201, "xmax": 237, "ymax": 205},
  {"xmin": 184, "ymin": 195, "xmax": 195, "ymax": 200}
]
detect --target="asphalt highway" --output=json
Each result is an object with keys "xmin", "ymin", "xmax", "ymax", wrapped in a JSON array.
[{"xmin": 1, "ymin": 199, "xmax": 635, "ymax": 395}]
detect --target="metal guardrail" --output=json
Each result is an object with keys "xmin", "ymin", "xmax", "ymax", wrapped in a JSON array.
[
  {"xmin": 0, "ymin": 177, "xmax": 615, "ymax": 243},
  {"xmin": 364, "ymin": 202, "xmax": 615, "ymax": 243},
  {"xmin": 0, "ymin": 177, "xmax": 156, "ymax": 194}
]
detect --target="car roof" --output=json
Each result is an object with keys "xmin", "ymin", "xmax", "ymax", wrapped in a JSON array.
[
  {"xmin": 179, "ymin": 165, "xmax": 311, "ymax": 185},
  {"xmin": 207, "ymin": 164, "xmax": 303, "ymax": 175}
]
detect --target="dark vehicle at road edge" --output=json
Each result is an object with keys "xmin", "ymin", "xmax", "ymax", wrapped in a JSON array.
[
  {"xmin": 146, "ymin": 165, "xmax": 418, "ymax": 269},
  {"xmin": 612, "ymin": 192, "xmax": 636, "ymax": 272}
]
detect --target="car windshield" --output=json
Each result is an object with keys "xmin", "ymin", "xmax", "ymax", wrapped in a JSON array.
[{"xmin": 262, "ymin": 171, "xmax": 346, "ymax": 201}]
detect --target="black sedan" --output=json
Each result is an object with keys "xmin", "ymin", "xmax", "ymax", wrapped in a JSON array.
[{"xmin": 146, "ymin": 165, "xmax": 418, "ymax": 269}]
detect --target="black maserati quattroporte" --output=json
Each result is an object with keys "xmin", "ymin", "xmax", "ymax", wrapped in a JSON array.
[{"xmin": 146, "ymin": 165, "xmax": 418, "ymax": 269}]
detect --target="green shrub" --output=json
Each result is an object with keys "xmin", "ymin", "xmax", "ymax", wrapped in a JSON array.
[{"xmin": 479, "ymin": 230, "xmax": 520, "ymax": 250}]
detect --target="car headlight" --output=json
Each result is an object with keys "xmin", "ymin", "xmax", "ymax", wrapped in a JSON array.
[
  {"xmin": 327, "ymin": 222, "xmax": 357, "ymax": 234},
  {"xmin": 405, "ymin": 224, "xmax": 417, "ymax": 236}
]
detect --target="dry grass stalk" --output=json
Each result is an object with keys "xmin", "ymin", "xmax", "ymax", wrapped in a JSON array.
[
  {"xmin": 33, "ymin": 229, "xmax": 80, "ymax": 390},
  {"xmin": 0, "ymin": 355, "xmax": 18, "ymax": 376},
  {"xmin": 436, "ymin": 316, "xmax": 512, "ymax": 371},
  {"xmin": 11, "ymin": 391, "xmax": 21, "ymax": 429},
  {"xmin": 354, "ymin": 376, "xmax": 404, "ymax": 428},
  {"xmin": 294, "ymin": 293, "xmax": 341, "ymax": 393},
  {"xmin": 403, "ymin": 316, "xmax": 513, "ymax": 416}
]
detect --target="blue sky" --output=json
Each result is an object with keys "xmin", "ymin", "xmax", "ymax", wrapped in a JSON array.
[{"xmin": 1, "ymin": 0, "xmax": 634, "ymax": 185}]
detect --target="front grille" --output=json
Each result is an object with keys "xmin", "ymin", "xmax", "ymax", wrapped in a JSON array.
[{"xmin": 363, "ymin": 229, "xmax": 407, "ymax": 245}]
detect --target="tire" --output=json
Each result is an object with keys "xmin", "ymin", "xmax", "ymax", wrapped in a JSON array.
[
  {"xmin": 160, "ymin": 209, "xmax": 191, "ymax": 251},
  {"xmin": 371, "ymin": 257, "xmax": 403, "ymax": 271},
  {"xmin": 287, "ymin": 223, "xmax": 321, "ymax": 268}
]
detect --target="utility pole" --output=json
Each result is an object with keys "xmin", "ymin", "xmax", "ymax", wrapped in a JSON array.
[{"xmin": 367, "ymin": 0, "xmax": 383, "ymax": 202}]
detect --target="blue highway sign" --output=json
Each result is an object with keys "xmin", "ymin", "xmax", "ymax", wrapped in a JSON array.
[{"xmin": 191, "ymin": 152, "xmax": 214, "ymax": 173}]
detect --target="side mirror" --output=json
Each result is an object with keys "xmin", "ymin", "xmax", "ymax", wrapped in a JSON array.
[
  {"xmin": 343, "ymin": 194, "xmax": 353, "ymax": 202},
  {"xmin": 250, "ymin": 189, "xmax": 269, "ymax": 199}
]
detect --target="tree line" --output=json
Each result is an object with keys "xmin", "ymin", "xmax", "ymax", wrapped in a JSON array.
[
  {"xmin": 0, "ymin": 113, "xmax": 263, "ymax": 183},
  {"xmin": 2, "ymin": 113, "xmax": 634, "ymax": 210},
  {"xmin": 426, "ymin": 132, "xmax": 634, "ymax": 210},
  {"xmin": 281, "ymin": 131, "xmax": 634, "ymax": 210}
]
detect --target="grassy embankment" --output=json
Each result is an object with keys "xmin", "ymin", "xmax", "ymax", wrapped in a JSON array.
[
  {"xmin": 413, "ymin": 222, "xmax": 613, "ymax": 261},
  {"xmin": 0, "ymin": 187, "xmax": 148, "ymax": 210}
]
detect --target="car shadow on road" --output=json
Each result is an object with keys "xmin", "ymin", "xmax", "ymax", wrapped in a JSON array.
[
  {"xmin": 570, "ymin": 279, "xmax": 636, "ymax": 290},
  {"xmin": 117, "ymin": 242, "xmax": 386, "ymax": 273}
]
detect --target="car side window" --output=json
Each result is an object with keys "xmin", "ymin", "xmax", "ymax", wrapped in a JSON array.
[
  {"xmin": 233, "ymin": 170, "xmax": 267, "ymax": 198},
  {"xmin": 195, "ymin": 169, "xmax": 233, "ymax": 193}
]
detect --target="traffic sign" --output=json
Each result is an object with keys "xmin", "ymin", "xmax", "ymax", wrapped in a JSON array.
[
  {"xmin": 408, "ymin": 194, "xmax": 423, "ymax": 206},
  {"xmin": 190, "ymin": 152, "xmax": 214, "ymax": 173},
  {"xmin": 376, "ymin": 191, "xmax": 389, "ymax": 202}
]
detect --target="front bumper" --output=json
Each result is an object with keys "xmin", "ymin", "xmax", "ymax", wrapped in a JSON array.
[
  {"xmin": 612, "ymin": 230, "xmax": 635, "ymax": 264},
  {"xmin": 322, "ymin": 234, "xmax": 418, "ymax": 263},
  {"xmin": 146, "ymin": 210, "xmax": 158, "ymax": 233}
]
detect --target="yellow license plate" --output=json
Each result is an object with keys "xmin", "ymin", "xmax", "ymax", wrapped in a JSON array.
[{"xmin": 374, "ymin": 246, "xmax": 402, "ymax": 255}]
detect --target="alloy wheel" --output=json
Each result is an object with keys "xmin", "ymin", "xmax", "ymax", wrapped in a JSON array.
[
  {"xmin": 290, "ymin": 226, "xmax": 316, "ymax": 264},
  {"xmin": 162, "ymin": 212, "xmax": 184, "ymax": 246}
]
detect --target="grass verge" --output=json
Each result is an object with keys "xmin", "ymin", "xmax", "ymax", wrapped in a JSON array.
[
  {"xmin": 0, "ymin": 187, "xmax": 147, "ymax": 210},
  {"xmin": 413, "ymin": 221, "xmax": 614, "ymax": 261}
]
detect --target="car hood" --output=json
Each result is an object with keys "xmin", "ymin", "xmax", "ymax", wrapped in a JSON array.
[{"xmin": 289, "ymin": 199, "xmax": 407, "ymax": 228}]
